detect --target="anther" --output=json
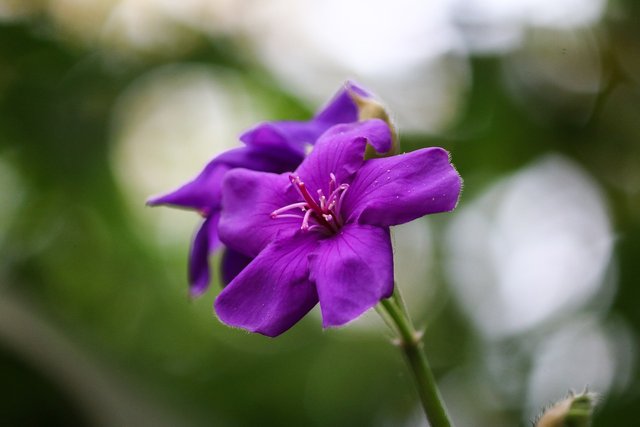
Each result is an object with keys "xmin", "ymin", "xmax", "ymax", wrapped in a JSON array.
[{"xmin": 272, "ymin": 172, "xmax": 347, "ymax": 234}]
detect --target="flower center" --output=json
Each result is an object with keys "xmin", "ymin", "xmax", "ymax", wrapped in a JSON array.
[{"xmin": 271, "ymin": 173, "xmax": 349, "ymax": 234}]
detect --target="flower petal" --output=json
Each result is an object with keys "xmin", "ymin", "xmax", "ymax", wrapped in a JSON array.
[
  {"xmin": 220, "ymin": 247, "xmax": 253, "ymax": 286},
  {"xmin": 214, "ymin": 233, "xmax": 319, "ymax": 337},
  {"xmin": 314, "ymin": 81, "xmax": 365, "ymax": 124},
  {"xmin": 294, "ymin": 119, "xmax": 392, "ymax": 196},
  {"xmin": 147, "ymin": 146, "xmax": 297, "ymax": 212},
  {"xmin": 308, "ymin": 224, "xmax": 394, "ymax": 327},
  {"xmin": 188, "ymin": 214, "xmax": 221, "ymax": 297},
  {"xmin": 343, "ymin": 80, "xmax": 372, "ymax": 101},
  {"xmin": 239, "ymin": 121, "xmax": 318, "ymax": 159},
  {"xmin": 146, "ymin": 159, "xmax": 229, "ymax": 213},
  {"xmin": 343, "ymin": 147, "xmax": 462, "ymax": 227},
  {"xmin": 218, "ymin": 168, "xmax": 300, "ymax": 257},
  {"xmin": 239, "ymin": 82, "xmax": 362, "ymax": 156}
]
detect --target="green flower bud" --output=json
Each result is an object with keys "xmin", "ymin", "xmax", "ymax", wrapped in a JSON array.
[{"xmin": 535, "ymin": 391, "xmax": 597, "ymax": 427}]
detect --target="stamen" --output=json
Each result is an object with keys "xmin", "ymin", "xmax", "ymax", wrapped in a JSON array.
[
  {"xmin": 317, "ymin": 189, "xmax": 327, "ymax": 210},
  {"xmin": 329, "ymin": 173, "xmax": 337, "ymax": 194},
  {"xmin": 289, "ymin": 174, "xmax": 321, "ymax": 212},
  {"xmin": 271, "ymin": 213, "xmax": 305, "ymax": 220},
  {"xmin": 322, "ymin": 213, "xmax": 339, "ymax": 233},
  {"xmin": 273, "ymin": 172, "xmax": 348, "ymax": 234},
  {"xmin": 301, "ymin": 209, "xmax": 313, "ymax": 230},
  {"xmin": 326, "ymin": 183, "xmax": 348, "ymax": 207},
  {"xmin": 271, "ymin": 202, "xmax": 308, "ymax": 218}
]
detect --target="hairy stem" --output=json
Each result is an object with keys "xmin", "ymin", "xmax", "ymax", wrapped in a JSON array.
[{"xmin": 378, "ymin": 293, "xmax": 453, "ymax": 427}]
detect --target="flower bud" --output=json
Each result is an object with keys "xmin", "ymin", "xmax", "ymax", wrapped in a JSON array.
[
  {"xmin": 347, "ymin": 83, "xmax": 399, "ymax": 157},
  {"xmin": 535, "ymin": 391, "xmax": 597, "ymax": 427}
]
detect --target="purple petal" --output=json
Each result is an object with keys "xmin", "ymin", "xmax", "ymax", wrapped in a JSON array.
[
  {"xmin": 343, "ymin": 147, "xmax": 462, "ymax": 227},
  {"xmin": 239, "ymin": 82, "xmax": 365, "ymax": 156},
  {"xmin": 239, "ymin": 121, "xmax": 318, "ymax": 159},
  {"xmin": 308, "ymin": 224, "xmax": 394, "ymax": 327},
  {"xmin": 294, "ymin": 119, "xmax": 392, "ymax": 196},
  {"xmin": 189, "ymin": 214, "xmax": 221, "ymax": 297},
  {"xmin": 343, "ymin": 80, "xmax": 372, "ymax": 100},
  {"xmin": 147, "ymin": 160, "xmax": 230, "ymax": 213},
  {"xmin": 313, "ymin": 81, "xmax": 364, "ymax": 124},
  {"xmin": 220, "ymin": 248, "xmax": 253, "ymax": 286},
  {"xmin": 214, "ymin": 233, "xmax": 319, "ymax": 337},
  {"xmin": 218, "ymin": 169, "xmax": 300, "ymax": 257},
  {"xmin": 147, "ymin": 146, "xmax": 299, "ymax": 212}
]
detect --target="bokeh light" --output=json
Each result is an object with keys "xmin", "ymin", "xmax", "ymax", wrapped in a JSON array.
[
  {"xmin": 244, "ymin": 0, "xmax": 469, "ymax": 132},
  {"xmin": 111, "ymin": 65, "xmax": 267, "ymax": 245},
  {"xmin": 445, "ymin": 155, "xmax": 614, "ymax": 337},
  {"xmin": 525, "ymin": 315, "xmax": 634, "ymax": 420},
  {"xmin": 452, "ymin": 0, "xmax": 605, "ymax": 52}
]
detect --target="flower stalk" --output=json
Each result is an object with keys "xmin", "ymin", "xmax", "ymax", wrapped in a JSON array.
[{"xmin": 378, "ymin": 292, "xmax": 453, "ymax": 427}]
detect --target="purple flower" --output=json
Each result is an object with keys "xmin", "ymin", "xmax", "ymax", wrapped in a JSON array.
[
  {"xmin": 215, "ymin": 119, "xmax": 462, "ymax": 336},
  {"xmin": 147, "ymin": 82, "xmax": 371, "ymax": 297}
]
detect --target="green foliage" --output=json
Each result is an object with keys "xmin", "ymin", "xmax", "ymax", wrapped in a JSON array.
[{"xmin": 0, "ymin": 4, "xmax": 639, "ymax": 425}]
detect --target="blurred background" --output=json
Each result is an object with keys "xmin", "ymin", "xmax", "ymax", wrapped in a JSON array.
[{"xmin": 0, "ymin": 0, "xmax": 638, "ymax": 425}]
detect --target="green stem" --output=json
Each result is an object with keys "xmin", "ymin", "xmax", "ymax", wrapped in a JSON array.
[
  {"xmin": 378, "ymin": 294, "xmax": 453, "ymax": 427},
  {"xmin": 391, "ymin": 282, "xmax": 411, "ymax": 319}
]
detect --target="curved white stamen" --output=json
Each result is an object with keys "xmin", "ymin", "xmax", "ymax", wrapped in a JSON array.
[
  {"xmin": 329, "ymin": 173, "xmax": 337, "ymax": 194},
  {"xmin": 271, "ymin": 202, "xmax": 308, "ymax": 218},
  {"xmin": 301, "ymin": 209, "xmax": 313, "ymax": 230},
  {"xmin": 326, "ymin": 183, "xmax": 348, "ymax": 207},
  {"xmin": 272, "ymin": 213, "xmax": 304, "ymax": 220},
  {"xmin": 317, "ymin": 189, "xmax": 327, "ymax": 210}
]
